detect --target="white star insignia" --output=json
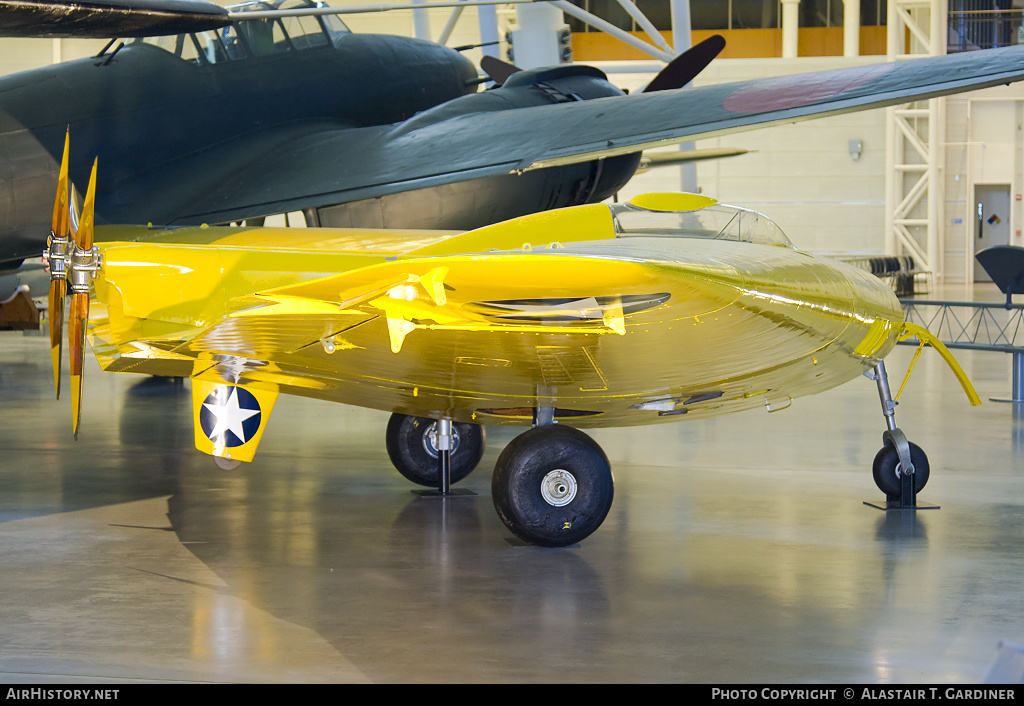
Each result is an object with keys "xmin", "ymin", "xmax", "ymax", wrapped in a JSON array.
[{"xmin": 203, "ymin": 387, "xmax": 260, "ymax": 445}]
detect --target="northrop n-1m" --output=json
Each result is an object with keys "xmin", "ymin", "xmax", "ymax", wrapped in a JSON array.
[{"xmin": 46, "ymin": 147, "xmax": 980, "ymax": 546}]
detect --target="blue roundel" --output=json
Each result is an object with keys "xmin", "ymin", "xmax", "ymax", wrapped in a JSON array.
[{"xmin": 199, "ymin": 386, "xmax": 262, "ymax": 448}]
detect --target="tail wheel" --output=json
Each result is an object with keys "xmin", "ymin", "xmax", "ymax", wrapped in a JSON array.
[
  {"xmin": 214, "ymin": 456, "xmax": 242, "ymax": 471},
  {"xmin": 492, "ymin": 425, "xmax": 613, "ymax": 547},
  {"xmin": 385, "ymin": 413, "xmax": 485, "ymax": 487},
  {"xmin": 872, "ymin": 441, "xmax": 930, "ymax": 496}
]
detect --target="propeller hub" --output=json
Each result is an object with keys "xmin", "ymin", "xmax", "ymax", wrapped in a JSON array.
[
  {"xmin": 45, "ymin": 234, "xmax": 69, "ymax": 281},
  {"xmin": 68, "ymin": 245, "xmax": 100, "ymax": 293}
]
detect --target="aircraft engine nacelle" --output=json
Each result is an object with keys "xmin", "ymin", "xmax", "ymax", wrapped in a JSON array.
[
  {"xmin": 392, "ymin": 64, "xmax": 626, "ymax": 137},
  {"xmin": 499, "ymin": 64, "xmax": 626, "ymax": 101},
  {"xmin": 383, "ymin": 63, "xmax": 640, "ymax": 221},
  {"xmin": 323, "ymin": 64, "xmax": 641, "ymax": 232}
]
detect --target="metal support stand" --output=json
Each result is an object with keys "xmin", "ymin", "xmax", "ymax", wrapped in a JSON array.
[
  {"xmin": 413, "ymin": 418, "xmax": 475, "ymax": 498},
  {"xmin": 436, "ymin": 418, "xmax": 452, "ymax": 494},
  {"xmin": 864, "ymin": 361, "xmax": 939, "ymax": 511},
  {"xmin": 991, "ymin": 351, "xmax": 1024, "ymax": 404}
]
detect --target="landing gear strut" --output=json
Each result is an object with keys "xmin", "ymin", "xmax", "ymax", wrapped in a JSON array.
[{"xmin": 864, "ymin": 361, "xmax": 935, "ymax": 510}]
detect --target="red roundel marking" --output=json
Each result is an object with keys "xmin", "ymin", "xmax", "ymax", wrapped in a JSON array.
[{"xmin": 722, "ymin": 63, "xmax": 896, "ymax": 115}]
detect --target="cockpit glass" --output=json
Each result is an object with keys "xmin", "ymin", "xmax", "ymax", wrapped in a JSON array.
[
  {"xmin": 191, "ymin": 27, "xmax": 244, "ymax": 63},
  {"xmin": 133, "ymin": 33, "xmax": 202, "ymax": 61},
  {"xmin": 239, "ymin": 17, "xmax": 290, "ymax": 55},
  {"xmin": 319, "ymin": 11, "xmax": 350, "ymax": 37},
  {"xmin": 229, "ymin": 0, "xmax": 350, "ymax": 42},
  {"xmin": 135, "ymin": 0, "xmax": 347, "ymax": 62},
  {"xmin": 609, "ymin": 202, "xmax": 793, "ymax": 247},
  {"xmin": 282, "ymin": 13, "xmax": 328, "ymax": 47},
  {"xmin": 217, "ymin": 25, "xmax": 247, "ymax": 60},
  {"xmin": 134, "ymin": 26, "xmax": 243, "ymax": 64}
]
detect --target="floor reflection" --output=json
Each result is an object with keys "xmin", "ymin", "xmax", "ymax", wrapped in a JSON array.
[{"xmin": 1, "ymin": 334, "xmax": 1023, "ymax": 682}]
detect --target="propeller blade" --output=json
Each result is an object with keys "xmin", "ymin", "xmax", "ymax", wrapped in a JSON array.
[
  {"xmin": 76, "ymin": 158, "xmax": 98, "ymax": 251},
  {"xmin": 642, "ymin": 34, "xmax": 726, "ymax": 93},
  {"xmin": 47, "ymin": 130, "xmax": 71, "ymax": 399},
  {"xmin": 68, "ymin": 183, "xmax": 81, "ymax": 236},
  {"xmin": 50, "ymin": 131, "xmax": 70, "ymax": 238},
  {"xmin": 67, "ymin": 158, "xmax": 99, "ymax": 439},
  {"xmin": 68, "ymin": 290, "xmax": 88, "ymax": 439},
  {"xmin": 48, "ymin": 278, "xmax": 66, "ymax": 398},
  {"xmin": 481, "ymin": 55, "xmax": 521, "ymax": 87}
]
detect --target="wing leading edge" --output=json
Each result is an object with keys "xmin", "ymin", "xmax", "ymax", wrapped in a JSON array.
[
  {"xmin": 0, "ymin": 0, "xmax": 228, "ymax": 37},
  {"xmin": 159, "ymin": 45, "xmax": 1024, "ymax": 224}
]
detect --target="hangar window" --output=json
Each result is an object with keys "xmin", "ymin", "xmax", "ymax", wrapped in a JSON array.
[{"xmin": 563, "ymin": 0, "xmax": 888, "ymax": 31}]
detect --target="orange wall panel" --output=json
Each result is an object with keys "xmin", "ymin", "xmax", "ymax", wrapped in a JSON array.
[{"xmin": 570, "ymin": 26, "xmax": 887, "ymax": 62}]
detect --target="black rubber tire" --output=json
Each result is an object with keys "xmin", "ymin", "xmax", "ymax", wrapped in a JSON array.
[
  {"xmin": 492, "ymin": 425, "xmax": 614, "ymax": 547},
  {"xmin": 385, "ymin": 413, "xmax": 485, "ymax": 487},
  {"xmin": 872, "ymin": 441, "xmax": 930, "ymax": 496}
]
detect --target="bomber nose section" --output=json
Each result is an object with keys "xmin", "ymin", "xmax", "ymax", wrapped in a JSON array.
[
  {"xmin": 337, "ymin": 33, "xmax": 480, "ymax": 124},
  {"xmin": 398, "ymin": 35, "xmax": 480, "ymax": 99}
]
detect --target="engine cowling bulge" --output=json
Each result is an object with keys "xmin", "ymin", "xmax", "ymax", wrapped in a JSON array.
[
  {"xmin": 391, "ymin": 64, "xmax": 627, "ymax": 137},
  {"xmin": 501, "ymin": 64, "xmax": 627, "ymax": 101}
]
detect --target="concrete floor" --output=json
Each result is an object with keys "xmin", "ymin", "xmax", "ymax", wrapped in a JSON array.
[{"xmin": 1, "ymin": 285, "xmax": 1023, "ymax": 683}]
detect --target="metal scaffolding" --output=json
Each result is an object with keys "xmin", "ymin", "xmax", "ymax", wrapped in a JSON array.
[
  {"xmin": 900, "ymin": 298, "xmax": 1024, "ymax": 402},
  {"xmin": 885, "ymin": 0, "xmax": 947, "ymax": 286}
]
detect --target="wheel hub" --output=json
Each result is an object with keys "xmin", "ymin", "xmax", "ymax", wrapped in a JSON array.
[
  {"xmin": 540, "ymin": 469, "xmax": 577, "ymax": 507},
  {"xmin": 423, "ymin": 422, "xmax": 461, "ymax": 459}
]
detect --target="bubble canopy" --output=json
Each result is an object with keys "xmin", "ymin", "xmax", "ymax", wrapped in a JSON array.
[{"xmin": 611, "ymin": 193, "xmax": 793, "ymax": 248}]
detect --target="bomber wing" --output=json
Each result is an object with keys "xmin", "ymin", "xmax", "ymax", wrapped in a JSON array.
[
  {"xmin": 148, "ymin": 44, "xmax": 1024, "ymax": 225},
  {"xmin": 0, "ymin": 0, "xmax": 228, "ymax": 37}
]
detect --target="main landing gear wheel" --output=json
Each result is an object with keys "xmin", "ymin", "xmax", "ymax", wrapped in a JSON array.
[
  {"xmin": 385, "ymin": 413, "xmax": 485, "ymax": 487},
  {"xmin": 872, "ymin": 441, "xmax": 930, "ymax": 497},
  {"xmin": 492, "ymin": 425, "xmax": 614, "ymax": 548}
]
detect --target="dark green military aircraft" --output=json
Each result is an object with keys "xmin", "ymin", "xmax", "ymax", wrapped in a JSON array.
[{"xmin": 4, "ymin": 0, "xmax": 1024, "ymax": 278}]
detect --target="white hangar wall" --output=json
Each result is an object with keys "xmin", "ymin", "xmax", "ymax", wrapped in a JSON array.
[{"xmin": 943, "ymin": 86, "xmax": 1024, "ymax": 282}]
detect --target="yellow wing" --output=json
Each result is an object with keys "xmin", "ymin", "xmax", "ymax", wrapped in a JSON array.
[{"xmin": 87, "ymin": 196, "xmax": 906, "ymax": 461}]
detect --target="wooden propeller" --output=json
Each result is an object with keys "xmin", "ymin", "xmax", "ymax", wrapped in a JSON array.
[
  {"xmin": 47, "ymin": 130, "xmax": 70, "ymax": 400},
  {"xmin": 67, "ymin": 158, "xmax": 98, "ymax": 439}
]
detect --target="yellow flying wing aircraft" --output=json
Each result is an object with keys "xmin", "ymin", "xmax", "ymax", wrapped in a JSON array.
[{"xmin": 46, "ymin": 145, "xmax": 981, "ymax": 547}]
